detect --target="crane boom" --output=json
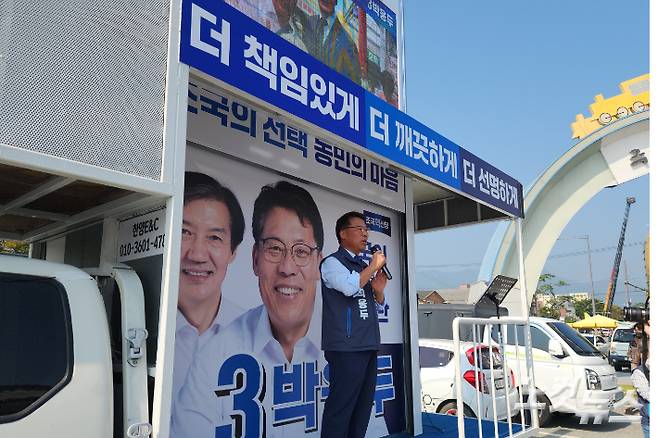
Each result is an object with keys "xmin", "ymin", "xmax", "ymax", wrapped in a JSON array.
[{"xmin": 603, "ymin": 197, "xmax": 636, "ymax": 313}]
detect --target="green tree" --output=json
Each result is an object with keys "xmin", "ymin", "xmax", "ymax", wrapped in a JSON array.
[
  {"xmin": 573, "ymin": 299, "xmax": 590, "ymax": 319},
  {"xmin": 609, "ymin": 304, "xmax": 624, "ymax": 321},
  {"xmin": 574, "ymin": 299, "xmax": 608, "ymax": 319},
  {"xmin": 532, "ymin": 273, "xmax": 569, "ymax": 317},
  {"xmin": 0, "ymin": 240, "xmax": 29, "ymax": 256},
  {"xmin": 536, "ymin": 273, "xmax": 568, "ymax": 295},
  {"xmin": 538, "ymin": 295, "xmax": 575, "ymax": 320},
  {"xmin": 537, "ymin": 299, "xmax": 559, "ymax": 319}
]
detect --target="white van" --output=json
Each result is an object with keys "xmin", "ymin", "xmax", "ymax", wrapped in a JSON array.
[
  {"xmin": 608, "ymin": 322, "xmax": 635, "ymax": 371},
  {"xmin": 488, "ymin": 317, "xmax": 622, "ymax": 426}
]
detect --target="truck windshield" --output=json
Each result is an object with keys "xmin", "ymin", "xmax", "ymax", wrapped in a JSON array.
[
  {"xmin": 547, "ymin": 322, "xmax": 602, "ymax": 356},
  {"xmin": 613, "ymin": 329, "xmax": 635, "ymax": 343}
]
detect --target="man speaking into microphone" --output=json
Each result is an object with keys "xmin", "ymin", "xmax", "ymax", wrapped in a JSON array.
[{"xmin": 320, "ymin": 211, "xmax": 388, "ymax": 438}]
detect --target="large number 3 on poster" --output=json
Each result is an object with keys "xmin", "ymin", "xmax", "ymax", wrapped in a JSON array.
[{"xmin": 214, "ymin": 354, "xmax": 265, "ymax": 438}]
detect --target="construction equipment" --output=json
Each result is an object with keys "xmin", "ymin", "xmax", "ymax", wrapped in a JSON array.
[
  {"xmin": 645, "ymin": 234, "xmax": 650, "ymax": 299},
  {"xmin": 603, "ymin": 197, "xmax": 636, "ymax": 313}
]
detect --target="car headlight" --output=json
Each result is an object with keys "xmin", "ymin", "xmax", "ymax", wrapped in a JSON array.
[{"xmin": 585, "ymin": 368, "xmax": 601, "ymax": 390}]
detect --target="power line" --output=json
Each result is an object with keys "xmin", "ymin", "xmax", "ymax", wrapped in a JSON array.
[
  {"xmin": 548, "ymin": 240, "xmax": 644, "ymax": 259},
  {"xmin": 416, "ymin": 240, "xmax": 645, "ymax": 270}
]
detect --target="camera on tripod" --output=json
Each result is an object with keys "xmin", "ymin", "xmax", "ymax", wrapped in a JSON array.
[{"xmin": 623, "ymin": 297, "xmax": 650, "ymax": 323}]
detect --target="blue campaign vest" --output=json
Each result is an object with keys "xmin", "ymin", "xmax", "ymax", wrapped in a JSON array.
[{"xmin": 321, "ymin": 247, "xmax": 381, "ymax": 352}]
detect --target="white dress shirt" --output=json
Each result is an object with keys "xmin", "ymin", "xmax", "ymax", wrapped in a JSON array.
[
  {"xmin": 171, "ymin": 300, "xmax": 325, "ymax": 438},
  {"xmin": 321, "ymin": 248, "xmax": 387, "ymax": 311},
  {"xmin": 631, "ymin": 363, "xmax": 650, "ymax": 401},
  {"xmin": 173, "ymin": 297, "xmax": 243, "ymax": 401}
]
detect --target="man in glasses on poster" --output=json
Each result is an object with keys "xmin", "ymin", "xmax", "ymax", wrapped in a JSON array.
[{"xmin": 240, "ymin": 179, "xmax": 325, "ymax": 364}]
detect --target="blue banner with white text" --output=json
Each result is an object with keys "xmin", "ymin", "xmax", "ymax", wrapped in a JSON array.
[
  {"xmin": 181, "ymin": 0, "xmax": 366, "ymax": 145},
  {"xmin": 459, "ymin": 148, "xmax": 524, "ymax": 217},
  {"xmin": 365, "ymin": 93, "xmax": 462, "ymax": 191},
  {"xmin": 179, "ymin": 0, "xmax": 524, "ymax": 217}
]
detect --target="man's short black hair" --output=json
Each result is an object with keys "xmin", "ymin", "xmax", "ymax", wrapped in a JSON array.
[
  {"xmin": 635, "ymin": 322, "xmax": 644, "ymax": 331},
  {"xmin": 335, "ymin": 211, "xmax": 365, "ymax": 243},
  {"xmin": 184, "ymin": 171, "xmax": 245, "ymax": 253},
  {"xmin": 252, "ymin": 180, "xmax": 324, "ymax": 250}
]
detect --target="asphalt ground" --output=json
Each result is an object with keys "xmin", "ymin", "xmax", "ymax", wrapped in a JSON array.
[
  {"xmin": 536, "ymin": 369, "xmax": 643, "ymax": 438},
  {"xmin": 537, "ymin": 413, "xmax": 642, "ymax": 438}
]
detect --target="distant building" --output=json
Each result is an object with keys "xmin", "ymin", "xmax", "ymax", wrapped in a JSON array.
[
  {"xmin": 535, "ymin": 292, "xmax": 584, "ymax": 318},
  {"xmin": 418, "ymin": 282, "xmax": 488, "ymax": 305},
  {"xmin": 417, "ymin": 291, "xmax": 444, "ymax": 305},
  {"xmin": 567, "ymin": 292, "xmax": 591, "ymax": 301},
  {"xmin": 533, "ymin": 293, "xmax": 553, "ymax": 310}
]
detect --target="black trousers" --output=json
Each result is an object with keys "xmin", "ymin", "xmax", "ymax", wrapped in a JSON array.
[{"xmin": 321, "ymin": 350, "xmax": 378, "ymax": 438}]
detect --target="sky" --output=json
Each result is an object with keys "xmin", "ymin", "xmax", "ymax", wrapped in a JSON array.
[{"xmin": 403, "ymin": 1, "xmax": 650, "ymax": 307}]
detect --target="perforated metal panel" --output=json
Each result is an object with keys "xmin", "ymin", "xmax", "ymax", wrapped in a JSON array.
[{"xmin": 0, "ymin": 0, "xmax": 170, "ymax": 180}]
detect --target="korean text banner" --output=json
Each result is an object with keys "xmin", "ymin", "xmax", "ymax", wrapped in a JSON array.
[
  {"xmin": 181, "ymin": 0, "xmax": 366, "ymax": 145},
  {"xmin": 170, "ymin": 146, "xmax": 406, "ymax": 437},
  {"xmin": 459, "ymin": 148, "xmax": 523, "ymax": 218},
  {"xmin": 187, "ymin": 78, "xmax": 405, "ymax": 212},
  {"xmin": 179, "ymin": 0, "xmax": 524, "ymax": 217},
  {"xmin": 365, "ymin": 93, "xmax": 462, "ymax": 191}
]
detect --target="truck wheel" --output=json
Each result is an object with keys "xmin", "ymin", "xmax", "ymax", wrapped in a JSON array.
[
  {"xmin": 614, "ymin": 364, "xmax": 622, "ymax": 372},
  {"xmin": 437, "ymin": 402, "xmax": 476, "ymax": 418},
  {"xmin": 537, "ymin": 394, "xmax": 553, "ymax": 427},
  {"xmin": 519, "ymin": 393, "xmax": 552, "ymax": 427}
]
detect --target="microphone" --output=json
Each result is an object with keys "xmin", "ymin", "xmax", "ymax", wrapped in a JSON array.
[{"xmin": 371, "ymin": 245, "xmax": 393, "ymax": 280}]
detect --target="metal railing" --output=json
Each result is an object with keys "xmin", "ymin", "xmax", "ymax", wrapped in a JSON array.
[{"xmin": 452, "ymin": 317, "xmax": 540, "ymax": 438}]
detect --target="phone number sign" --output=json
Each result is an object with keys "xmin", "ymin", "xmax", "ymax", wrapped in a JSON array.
[{"xmin": 117, "ymin": 209, "xmax": 166, "ymax": 262}]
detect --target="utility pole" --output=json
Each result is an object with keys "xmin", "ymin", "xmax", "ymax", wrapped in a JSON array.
[
  {"xmin": 585, "ymin": 236, "xmax": 596, "ymax": 315},
  {"xmin": 624, "ymin": 260, "xmax": 631, "ymax": 308},
  {"xmin": 558, "ymin": 235, "xmax": 597, "ymax": 315}
]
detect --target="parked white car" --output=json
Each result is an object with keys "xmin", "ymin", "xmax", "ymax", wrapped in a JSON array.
[{"xmin": 419, "ymin": 338, "xmax": 520, "ymax": 422}]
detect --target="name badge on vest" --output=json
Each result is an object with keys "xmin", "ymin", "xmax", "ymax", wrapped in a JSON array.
[{"xmin": 355, "ymin": 289, "xmax": 369, "ymax": 320}]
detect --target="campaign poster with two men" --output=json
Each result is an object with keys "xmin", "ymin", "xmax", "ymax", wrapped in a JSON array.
[{"xmin": 170, "ymin": 145, "xmax": 406, "ymax": 437}]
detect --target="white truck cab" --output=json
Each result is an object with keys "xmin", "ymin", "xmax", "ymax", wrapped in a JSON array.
[
  {"xmin": 489, "ymin": 317, "xmax": 622, "ymax": 426},
  {"xmin": 0, "ymin": 255, "xmax": 150, "ymax": 438}
]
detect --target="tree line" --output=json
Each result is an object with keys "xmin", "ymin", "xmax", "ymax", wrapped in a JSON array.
[{"xmin": 531, "ymin": 273, "xmax": 626, "ymax": 322}]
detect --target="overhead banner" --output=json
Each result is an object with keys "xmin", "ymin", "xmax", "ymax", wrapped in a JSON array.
[
  {"xmin": 180, "ymin": 0, "xmax": 524, "ymax": 217},
  {"xmin": 187, "ymin": 79, "xmax": 405, "ymax": 212},
  {"xmin": 170, "ymin": 146, "xmax": 406, "ymax": 437},
  {"xmin": 364, "ymin": 96, "xmax": 523, "ymax": 218}
]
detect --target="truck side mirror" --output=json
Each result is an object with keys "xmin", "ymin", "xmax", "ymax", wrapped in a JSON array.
[{"xmin": 548, "ymin": 339, "xmax": 565, "ymax": 357}]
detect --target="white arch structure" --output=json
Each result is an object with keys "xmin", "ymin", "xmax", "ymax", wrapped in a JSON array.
[{"xmin": 479, "ymin": 111, "xmax": 649, "ymax": 316}]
